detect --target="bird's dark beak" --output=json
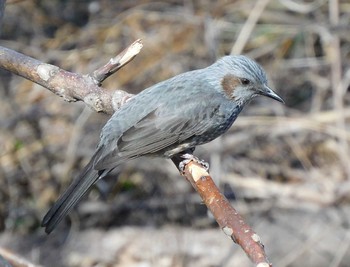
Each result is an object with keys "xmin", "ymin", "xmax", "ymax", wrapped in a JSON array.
[{"xmin": 259, "ymin": 85, "xmax": 284, "ymax": 104}]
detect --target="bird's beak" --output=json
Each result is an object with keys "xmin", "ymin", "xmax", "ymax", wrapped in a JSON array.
[{"xmin": 259, "ymin": 85, "xmax": 284, "ymax": 104}]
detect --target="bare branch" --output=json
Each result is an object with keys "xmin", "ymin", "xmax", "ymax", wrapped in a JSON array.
[
  {"xmin": 91, "ymin": 39, "xmax": 143, "ymax": 84},
  {"xmin": 0, "ymin": 247, "xmax": 41, "ymax": 267},
  {"xmin": 230, "ymin": 0, "xmax": 271, "ymax": 55},
  {"xmin": 177, "ymin": 161, "xmax": 271, "ymax": 267},
  {"xmin": 0, "ymin": 44, "xmax": 137, "ymax": 114}
]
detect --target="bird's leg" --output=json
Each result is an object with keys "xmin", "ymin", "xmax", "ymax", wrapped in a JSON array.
[
  {"xmin": 171, "ymin": 148, "xmax": 209, "ymax": 175},
  {"xmin": 179, "ymin": 153, "xmax": 210, "ymax": 174}
]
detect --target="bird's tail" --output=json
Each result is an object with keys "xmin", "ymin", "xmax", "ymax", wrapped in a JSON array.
[{"xmin": 41, "ymin": 157, "xmax": 108, "ymax": 234}]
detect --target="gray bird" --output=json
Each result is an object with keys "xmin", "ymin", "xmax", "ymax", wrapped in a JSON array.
[{"xmin": 42, "ymin": 55, "xmax": 284, "ymax": 233}]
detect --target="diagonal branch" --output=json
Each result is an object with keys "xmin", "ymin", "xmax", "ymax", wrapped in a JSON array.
[
  {"xmin": 0, "ymin": 247, "xmax": 41, "ymax": 267},
  {"xmin": 171, "ymin": 158, "xmax": 271, "ymax": 267},
  {"xmin": 0, "ymin": 44, "xmax": 271, "ymax": 266},
  {"xmin": 91, "ymin": 39, "xmax": 143, "ymax": 85},
  {"xmin": 0, "ymin": 43, "xmax": 140, "ymax": 114}
]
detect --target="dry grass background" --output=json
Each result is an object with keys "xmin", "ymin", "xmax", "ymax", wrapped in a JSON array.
[{"xmin": 0, "ymin": 0, "xmax": 350, "ymax": 266}]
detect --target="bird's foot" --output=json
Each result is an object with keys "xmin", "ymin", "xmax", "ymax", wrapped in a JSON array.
[{"xmin": 178, "ymin": 154, "xmax": 210, "ymax": 174}]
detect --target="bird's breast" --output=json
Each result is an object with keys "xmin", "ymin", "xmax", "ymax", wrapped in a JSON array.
[{"xmin": 189, "ymin": 104, "xmax": 243, "ymax": 146}]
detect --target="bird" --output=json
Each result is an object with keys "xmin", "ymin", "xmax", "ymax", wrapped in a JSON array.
[{"xmin": 42, "ymin": 55, "xmax": 284, "ymax": 234}]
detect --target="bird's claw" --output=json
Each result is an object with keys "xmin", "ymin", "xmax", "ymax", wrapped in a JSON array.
[{"xmin": 178, "ymin": 154, "xmax": 210, "ymax": 174}]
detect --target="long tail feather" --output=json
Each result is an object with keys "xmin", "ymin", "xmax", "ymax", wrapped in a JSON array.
[{"xmin": 42, "ymin": 158, "xmax": 107, "ymax": 234}]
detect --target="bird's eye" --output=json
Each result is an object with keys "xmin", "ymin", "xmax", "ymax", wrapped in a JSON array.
[{"xmin": 240, "ymin": 78, "xmax": 251, "ymax": 85}]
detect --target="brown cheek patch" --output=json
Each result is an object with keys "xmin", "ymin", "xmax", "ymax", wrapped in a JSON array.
[{"xmin": 221, "ymin": 74, "xmax": 240, "ymax": 99}]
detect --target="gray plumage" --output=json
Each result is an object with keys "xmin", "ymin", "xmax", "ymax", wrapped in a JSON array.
[{"xmin": 42, "ymin": 55, "xmax": 283, "ymax": 233}]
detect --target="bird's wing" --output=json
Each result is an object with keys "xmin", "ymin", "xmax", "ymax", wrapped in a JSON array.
[{"xmin": 94, "ymin": 96, "xmax": 225, "ymax": 170}]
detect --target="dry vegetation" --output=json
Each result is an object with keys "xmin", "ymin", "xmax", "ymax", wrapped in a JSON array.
[{"xmin": 0, "ymin": 0, "xmax": 350, "ymax": 266}]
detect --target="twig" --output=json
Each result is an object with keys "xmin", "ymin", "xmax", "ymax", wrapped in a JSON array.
[
  {"xmin": 329, "ymin": 229, "xmax": 350, "ymax": 267},
  {"xmin": 231, "ymin": 0, "xmax": 271, "ymax": 55},
  {"xmin": 328, "ymin": 0, "xmax": 350, "ymax": 178},
  {"xmin": 91, "ymin": 39, "xmax": 143, "ymax": 85},
  {"xmin": 275, "ymin": 223, "xmax": 325, "ymax": 267},
  {"xmin": 0, "ymin": 44, "xmax": 137, "ymax": 114},
  {"xmin": 279, "ymin": 0, "xmax": 326, "ymax": 14},
  {"xmin": 0, "ymin": 247, "xmax": 41, "ymax": 267},
  {"xmin": 62, "ymin": 106, "xmax": 93, "ymax": 180}
]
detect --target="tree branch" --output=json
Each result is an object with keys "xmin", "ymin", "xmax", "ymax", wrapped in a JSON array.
[
  {"xmin": 171, "ymin": 157, "xmax": 271, "ymax": 267},
  {"xmin": 91, "ymin": 39, "xmax": 143, "ymax": 85},
  {"xmin": 0, "ymin": 42, "xmax": 141, "ymax": 114},
  {"xmin": 0, "ymin": 247, "xmax": 40, "ymax": 267},
  {"xmin": 0, "ymin": 43, "xmax": 272, "ymax": 266},
  {"xmin": 189, "ymin": 163, "xmax": 270, "ymax": 266}
]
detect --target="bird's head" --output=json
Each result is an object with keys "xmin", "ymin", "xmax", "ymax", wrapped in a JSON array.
[{"xmin": 213, "ymin": 55, "xmax": 284, "ymax": 106}]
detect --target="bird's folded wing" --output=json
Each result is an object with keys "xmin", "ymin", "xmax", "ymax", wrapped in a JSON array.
[{"xmin": 94, "ymin": 100, "xmax": 222, "ymax": 170}]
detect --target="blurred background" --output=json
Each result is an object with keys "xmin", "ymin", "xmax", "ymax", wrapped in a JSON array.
[{"xmin": 0, "ymin": 0, "xmax": 350, "ymax": 266}]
